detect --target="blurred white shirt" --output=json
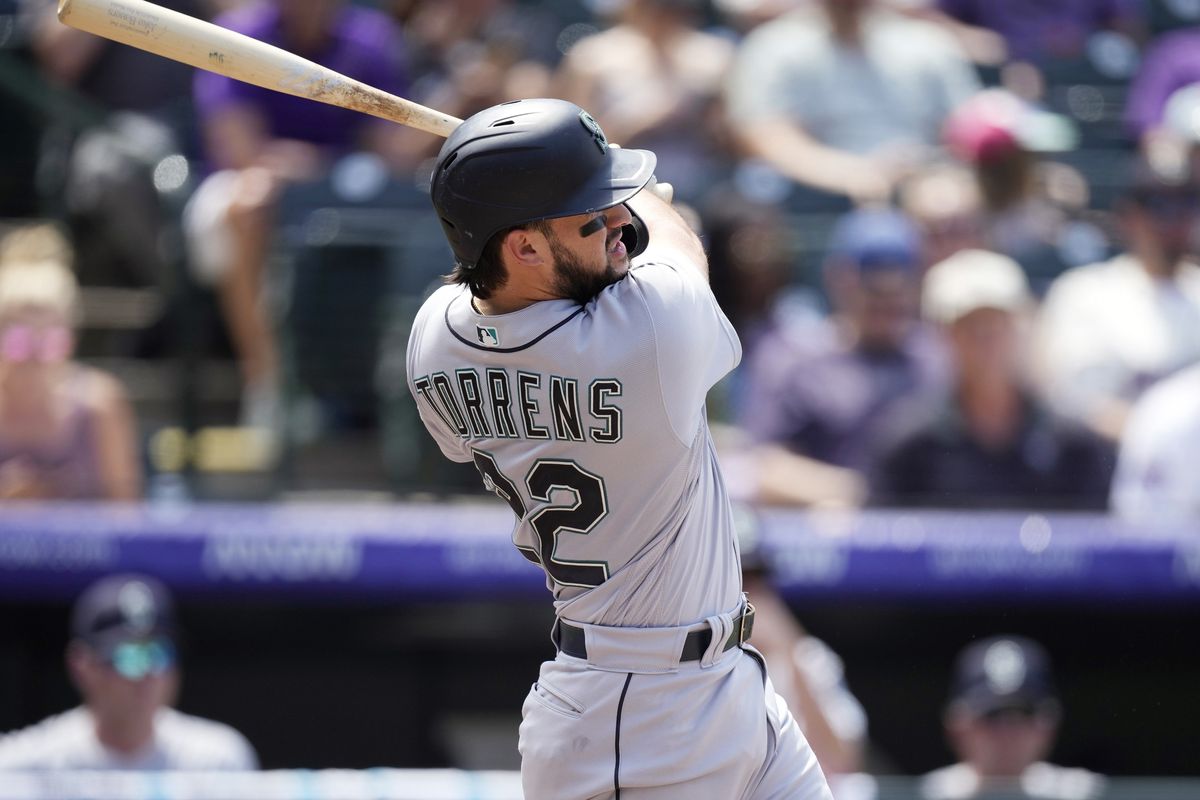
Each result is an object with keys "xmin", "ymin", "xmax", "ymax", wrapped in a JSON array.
[
  {"xmin": 1111, "ymin": 362, "xmax": 1200, "ymax": 520},
  {"xmin": 1036, "ymin": 255, "xmax": 1200, "ymax": 425},
  {"xmin": 0, "ymin": 706, "xmax": 257, "ymax": 771}
]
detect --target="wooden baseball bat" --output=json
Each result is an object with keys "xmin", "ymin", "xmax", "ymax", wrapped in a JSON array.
[{"xmin": 56, "ymin": 0, "xmax": 462, "ymax": 138}]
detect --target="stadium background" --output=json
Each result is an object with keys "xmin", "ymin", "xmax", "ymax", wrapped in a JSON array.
[{"xmin": 2, "ymin": 0, "xmax": 1200, "ymax": 796}]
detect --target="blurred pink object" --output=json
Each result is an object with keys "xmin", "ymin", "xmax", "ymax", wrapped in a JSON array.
[
  {"xmin": 944, "ymin": 89, "xmax": 1077, "ymax": 165},
  {"xmin": 944, "ymin": 90, "xmax": 1025, "ymax": 164}
]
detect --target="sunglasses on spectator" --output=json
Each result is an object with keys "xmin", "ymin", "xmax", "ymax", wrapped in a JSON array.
[
  {"xmin": 107, "ymin": 639, "xmax": 176, "ymax": 680},
  {"xmin": 978, "ymin": 705, "xmax": 1042, "ymax": 725},
  {"xmin": 0, "ymin": 324, "xmax": 72, "ymax": 363}
]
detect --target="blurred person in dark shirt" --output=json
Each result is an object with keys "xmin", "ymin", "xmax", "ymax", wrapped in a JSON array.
[
  {"xmin": 183, "ymin": 0, "xmax": 410, "ymax": 433},
  {"xmin": 921, "ymin": 636, "xmax": 1103, "ymax": 800},
  {"xmin": 0, "ymin": 224, "xmax": 140, "ymax": 501},
  {"xmin": 873, "ymin": 249, "xmax": 1113, "ymax": 510},
  {"xmin": 28, "ymin": 0, "xmax": 223, "ymax": 288},
  {"xmin": 734, "ymin": 208, "xmax": 949, "ymax": 507}
]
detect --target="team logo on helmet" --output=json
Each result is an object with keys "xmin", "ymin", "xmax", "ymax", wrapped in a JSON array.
[
  {"xmin": 476, "ymin": 326, "xmax": 500, "ymax": 347},
  {"xmin": 579, "ymin": 111, "xmax": 609, "ymax": 154}
]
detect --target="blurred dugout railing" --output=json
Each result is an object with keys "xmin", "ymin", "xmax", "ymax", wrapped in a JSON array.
[{"xmin": 1, "ymin": 771, "xmax": 1199, "ymax": 800}]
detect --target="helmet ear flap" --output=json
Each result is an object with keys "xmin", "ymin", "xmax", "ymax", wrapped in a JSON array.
[{"xmin": 620, "ymin": 204, "xmax": 649, "ymax": 259}]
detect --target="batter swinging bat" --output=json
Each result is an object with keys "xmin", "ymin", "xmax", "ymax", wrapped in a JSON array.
[{"xmin": 56, "ymin": 0, "xmax": 462, "ymax": 138}]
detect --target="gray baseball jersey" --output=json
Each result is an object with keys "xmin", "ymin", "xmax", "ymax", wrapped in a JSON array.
[
  {"xmin": 407, "ymin": 254, "xmax": 742, "ymax": 627},
  {"xmin": 408, "ymin": 246, "xmax": 834, "ymax": 800}
]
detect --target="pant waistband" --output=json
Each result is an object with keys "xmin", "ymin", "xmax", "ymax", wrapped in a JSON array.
[{"xmin": 554, "ymin": 603, "xmax": 755, "ymax": 672}]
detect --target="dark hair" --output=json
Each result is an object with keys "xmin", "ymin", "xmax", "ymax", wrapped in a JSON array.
[{"xmin": 446, "ymin": 219, "xmax": 552, "ymax": 299}]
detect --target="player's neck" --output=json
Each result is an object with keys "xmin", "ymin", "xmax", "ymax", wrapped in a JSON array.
[{"xmin": 472, "ymin": 285, "xmax": 559, "ymax": 316}]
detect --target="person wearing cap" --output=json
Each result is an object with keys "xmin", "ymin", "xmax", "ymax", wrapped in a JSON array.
[
  {"xmin": 921, "ymin": 636, "xmax": 1104, "ymax": 800},
  {"xmin": 1034, "ymin": 154, "xmax": 1200, "ymax": 442},
  {"xmin": 0, "ymin": 574, "xmax": 257, "ymax": 770},
  {"xmin": 733, "ymin": 207, "xmax": 950, "ymax": 507},
  {"xmin": 872, "ymin": 249, "xmax": 1113, "ymax": 509}
]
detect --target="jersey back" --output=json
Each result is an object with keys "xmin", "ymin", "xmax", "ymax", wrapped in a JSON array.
[{"xmin": 406, "ymin": 256, "xmax": 742, "ymax": 627}]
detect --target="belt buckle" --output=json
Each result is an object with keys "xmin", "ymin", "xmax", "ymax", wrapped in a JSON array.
[{"xmin": 738, "ymin": 602, "xmax": 755, "ymax": 644}]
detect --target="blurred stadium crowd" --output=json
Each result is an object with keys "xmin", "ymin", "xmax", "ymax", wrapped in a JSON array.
[
  {"xmin": 2, "ymin": 0, "xmax": 1200, "ymax": 796},
  {"xmin": 0, "ymin": 0, "xmax": 1199, "ymax": 515}
]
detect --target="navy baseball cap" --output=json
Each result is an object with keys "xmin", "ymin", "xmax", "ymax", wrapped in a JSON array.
[
  {"xmin": 827, "ymin": 209, "xmax": 921, "ymax": 272},
  {"xmin": 71, "ymin": 574, "xmax": 177, "ymax": 664},
  {"xmin": 948, "ymin": 636, "xmax": 1059, "ymax": 716}
]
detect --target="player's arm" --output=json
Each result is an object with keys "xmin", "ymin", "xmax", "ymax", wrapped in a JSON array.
[{"xmin": 627, "ymin": 186, "xmax": 708, "ymax": 281}]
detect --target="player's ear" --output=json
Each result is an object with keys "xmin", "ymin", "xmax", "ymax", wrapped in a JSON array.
[{"xmin": 502, "ymin": 227, "xmax": 548, "ymax": 270}]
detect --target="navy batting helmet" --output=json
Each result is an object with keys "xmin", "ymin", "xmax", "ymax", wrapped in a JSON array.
[{"xmin": 430, "ymin": 99, "xmax": 657, "ymax": 270}]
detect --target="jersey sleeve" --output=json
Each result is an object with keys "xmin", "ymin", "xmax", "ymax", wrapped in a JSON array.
[
  {"xmin": 406, "ymin": 292, "xmax": 473, "ymax": 464},
  {"xmin": 628, "ymin": 259, "xmax": 742, "ymax": 445}
]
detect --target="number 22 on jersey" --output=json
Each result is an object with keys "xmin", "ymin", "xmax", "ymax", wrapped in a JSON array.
[{"xmin": 472, "ymin": 449, "xmax": 610, "ymax": 588}]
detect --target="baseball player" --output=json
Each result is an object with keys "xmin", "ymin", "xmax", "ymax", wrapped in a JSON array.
[{"xmin": 407, "ymin": 98, "xmax": 832, "ymax": 799}]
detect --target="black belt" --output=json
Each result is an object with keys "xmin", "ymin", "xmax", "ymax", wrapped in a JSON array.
[{"xmin": 556, "ymin": 604, "xmax": 755, "ymax": 662}]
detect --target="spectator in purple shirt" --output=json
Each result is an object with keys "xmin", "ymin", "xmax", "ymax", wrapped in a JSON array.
[
  {"xmin": 929, "ymin": 0, "xmax": 1144, "ymax": 65},
  {"xmin": 182, "ymin": 0, "xmax": 411, "ymax": 435},
  {"xmin": 1125, "ymin": 28, "xmax": 1200, "ymax": 146},
  {"xmin": 732, "ymin": 208, "xmax": 949, "ymax": 507}
]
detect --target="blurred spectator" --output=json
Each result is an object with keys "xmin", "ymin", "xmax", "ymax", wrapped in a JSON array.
[
  {"xmin": 0, "ymin": 224, "xmax": 141, "ymax": 501},
  {"xmin": 725, "ymin": 0, "xmax": 980, "ymax": 203},
  {"xmin": 555, "ymin": 0, "xmax": 735, "ymax": 204},
  {"xmin": 735, "ymin": 208, "xmax": 949, "ymax": 507},
  {"xmin": 29, "ymin": 0, "xmax": 218, "ymax": 289},
  {"xmin": 1110, "ymin": 361, "xmax": 1200, "ymax": 520},
  {"xmin": 1123, "ymin": 28, "xmax": 1200, "ymax": 175},
  {"xmin": 921, "ymin": 635, "xmax": 1104, "ymax": 800},
  {"xmin": 30, "ymin": 0, "xmax": 210, "ymax": 137},
  {"xmin": 942, "ymin": 89, "xmax": 1102, "ymax": 293},
  {"xmin": 1125, "ymin": 28, "xmax": 1200, "ymax": 146},
  {"xmin": 0, "ymin": 574, "xmax": 257, "ymax": 770},
  {"xmin": 711, "ymin": 0, "xmax": 798, "ymax": 35},
  {"xmin": 183, "ymin": 0, "xmax": 410, "ymax": 432},
  {"xmin": 898, "ymin": 162, "xmax": 987, "ymax": 270},
  {"xmin": 389, "ymin": 0, "xmax": 559, "ymax": 158},
  {"xmin": 1033, "ymin": 155, "xmax": 1200, "ymax": 441},
  {"xmin": 704, "ymin": 194, "xmax": 797, "ymax": 354},
  {"xmin": 873, "ymin": 250, "xmax": 1114, "ymax": 509},
  {"xmin": 736, "ymin": 506, "xmax": 868, "ymax": 777},
  {"xmin": 916, "ymin": 0, "xmax": 1144, "ymax": 66}
]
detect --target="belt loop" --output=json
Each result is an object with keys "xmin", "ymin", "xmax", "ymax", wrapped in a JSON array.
[{"xmin": 699, "ymin": 613, "xmax": 732, "ymax": 669}]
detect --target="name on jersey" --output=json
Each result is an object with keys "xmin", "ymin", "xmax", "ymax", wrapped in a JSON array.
[{"xmin": 412, "ymin": 369, "xmax": 623, "ymax": 443}]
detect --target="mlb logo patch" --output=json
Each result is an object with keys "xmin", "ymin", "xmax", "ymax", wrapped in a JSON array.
[{"xmin": 477, "ymin": 326, "xmax": 500, "ymax": 347}]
